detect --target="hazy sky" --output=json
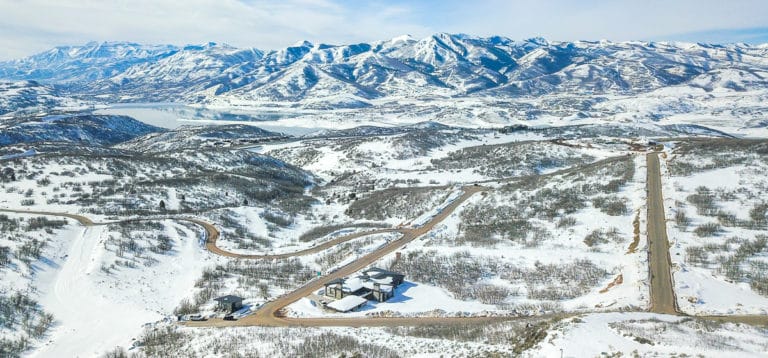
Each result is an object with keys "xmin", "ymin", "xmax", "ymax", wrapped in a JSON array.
[{"xmin": 1, "ymin": 0, "xmax": 767, "ymax": 60}]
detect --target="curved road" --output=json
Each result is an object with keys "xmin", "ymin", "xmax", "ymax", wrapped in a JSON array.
[
  {"xmin": 189, "ymin": 185, "xmax": 486, "ymax": 327},
  {"xmin": 0, "ymin": 208, "xmax": 95, "ymax": 226},
  {"xmin": 6, "ymin": 153, "xmax": 768, "ymax": 329},
  {"xmin": 205, "ymin": 226, "xmax": 398, "ymax": 260}
]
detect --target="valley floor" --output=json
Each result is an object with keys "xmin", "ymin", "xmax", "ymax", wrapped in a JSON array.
[{"xmin": 1, "ymin": 123, "xmax": 767, "ymax": 357}]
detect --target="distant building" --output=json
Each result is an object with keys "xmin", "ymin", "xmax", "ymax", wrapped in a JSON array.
[{"xmin": 214, "ymin": 295, "xmax": 244, "ymax": 313}]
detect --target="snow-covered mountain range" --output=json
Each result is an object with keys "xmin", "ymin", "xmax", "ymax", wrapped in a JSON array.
[{"xmin": 1, "ymin": 34, "xmax": 767, "ymax": 108}]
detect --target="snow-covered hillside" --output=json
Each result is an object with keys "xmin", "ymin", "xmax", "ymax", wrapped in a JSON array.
[
  {"xmin": 0, "ymin": 81, "xmax": 84, "ymax": 116},
  {"xmin": 0, "ymin": 114, "xmax": 163, "ymax": 146},
  {"xmin": 1, "ymin": 35, "xmax": 767, "ymax": 110}
]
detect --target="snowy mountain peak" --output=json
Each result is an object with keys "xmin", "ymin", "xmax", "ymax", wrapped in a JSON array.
[
  {"xmin": 523, "ymin": 37, "xmax": 549, "ymax": 46},
  {"xmin": 390, "ymin": 34, "xmax": 415, "ymax": 43},
  {"xmin": 182, "ymin": 42, "xmax": 236, "ymax": 51},
  {"xmin": 1, "ymin": 34, "xmax": 767, "ymax": 108},
  {"xmin": 292, "ymin": 40, "xmax": 315, "ymax": 48}
]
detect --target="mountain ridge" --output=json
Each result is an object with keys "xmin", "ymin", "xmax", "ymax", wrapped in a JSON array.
[{"xmin": 1, "ymin": 34, "xmax": 767, "ymax": 110}]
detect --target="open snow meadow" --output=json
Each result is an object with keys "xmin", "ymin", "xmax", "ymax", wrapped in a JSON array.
[{"xmin": 1, "ymin": 30, "xmax": 768, "ymax": 357}]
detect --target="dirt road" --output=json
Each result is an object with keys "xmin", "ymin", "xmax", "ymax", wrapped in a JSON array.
[
  {"xmin": 697, "ymin": 315, "xmax": 768, "ymax": 327},
  {"xmin": 646, "ymin": 152, "xmax": 678, "ymax": 315},
  {"xmin": 186, "ymin": 312, "xmax": 573, "ymax": 328},
  {"xmin": 194, "ymin": 185, "xmax": 487, "ymax": 327},
  {"xmin": 0, "ymin": 208, "xmax": 95, "ymax": 226},
  {"xmin": 10, "ymin": 154, "xmax": 768, "ymax": 330},
  {"xmin": 205, "ymin": 226, "xmax": 397, "ymax": 259}
]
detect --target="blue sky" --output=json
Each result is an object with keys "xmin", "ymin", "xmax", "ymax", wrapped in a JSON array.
[{"xmin": 0, "ymin": 0, "xmax": 766, "ymax": 60}]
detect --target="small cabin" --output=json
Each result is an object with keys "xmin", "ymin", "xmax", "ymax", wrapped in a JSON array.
[{"xmin": 214, "ymin": 295, "xmax": 244, "ymax": 313}]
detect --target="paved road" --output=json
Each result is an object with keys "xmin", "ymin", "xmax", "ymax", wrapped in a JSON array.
[{"xmin": 646, "ymin": 152, "xmax": 678, "ymax": 315}]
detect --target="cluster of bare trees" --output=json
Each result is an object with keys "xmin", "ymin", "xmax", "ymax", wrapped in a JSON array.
[
  {"xmin": 685, "ymin": 235, "xmax": 768, "ymax": 295},
  {"xmin": 105, "ymin": 325, "xmax": 402, "ymax": 358},
  {"xmin": 430, "ymin": 141, "xmax": 594, "ymax": 179},
  {"xmin": 267, "ymin": 146, "xmax": 321, "ymax": 168},
  {"xmin": 391, "ymin": 250, "xmax": 609, "ymax": 304},
  {"xmin": 24, "ymin": 217, "xmax": 67, "ymax": 233},
  {"xmin": 5, "ymin": 149, "xmax": 315, "ymax": 218},
  {"xmin": 173, "ymin": 267, "xmax": 226, "ymax": 315},
  {"xmin": 0, "ymin": 215, "xmax": 70, "ymax": 268},
  {"xmin": 583, "ymin": 227, "xmax": 623, "ymax": 248},
  {"xmin": 101, "ymin": 221, "xmax": 176, "ymax": 270},
  {"xmin": 313, "ymin": 235, "xmax": 383, "ymax": 272},
  {"xmin": 0, "ymin": 291, "xmax": 55, "ymax": 357},
  {"xmin": 289, "ymin": 332, "xmax": 400, "ymax": 358},
  {"xmin": 459, "ymin": 155, "xmax": 637, "ymax": 248},
  {"xmin": 177, "ymin": 257, "xmax": 315, "ymax": 315},
  {"xmin": 298, "ymin": 222, "xmax": 387, "ymax": 243},
  {"xmin": 592, "ymin": 195, "xmax": 629, "ymax": 216},
  {"xmin": 385, "ymin": 318, "xmax": 554, "ymax": 355},
  {"xmin": 346, "ymin": 187, "xmax": 449, "ymax": 221},
  {"xmin": 0, "ymin": 214, "xmax": 67, "ymax": 356},
  {"xmin": 609, "ymin": 317, "xmax": 765, "ymax": 352},
  {"xmin": 218, "ymin": 211, "xmax": 272, "ymax": 250},
  {"xmin": 670, "ymin": 140, "xmax": 768, "ymax": 177}
]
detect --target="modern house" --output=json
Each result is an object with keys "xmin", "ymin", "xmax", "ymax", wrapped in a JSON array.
[
  {"xmin": 214, "ymin": 295, "xmax": 244, "ymax": 313},
  {"xmin": 324, "ymin": 277, "xmax": 366, "ymax": 299},
  {"xmin": 322, "ymin": 267, "xmax": 405, "ymax": 307}
]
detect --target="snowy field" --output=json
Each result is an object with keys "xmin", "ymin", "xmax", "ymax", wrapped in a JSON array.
[
  {"xmin": 285, "ymin": 153, "xmax": 650, "ymax": 319},
  {"xmin": 535, "ymin": 312, "xmax": 768, "ymax": 357},
  {"xmin": 30, "ymin": 220, "xmax": 210, "ymax": 357},
  {"xmin": 662, "ymin": 140, "xmax": 768, "ymax": 315},
  {"xmin": 97, "ymin": 311, "xmax": 768, "ymax": 357},
  {"xmin": 3, "ymin": 120, "xmax": 767, "ymax": 357}
]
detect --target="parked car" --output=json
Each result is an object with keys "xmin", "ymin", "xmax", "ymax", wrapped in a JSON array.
[{"xmin": 223, "ymin": 315, "xmax": 236, "ymax": 321}]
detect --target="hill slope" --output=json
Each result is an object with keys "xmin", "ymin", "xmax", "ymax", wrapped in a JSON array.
[{"xmin": 1, "ymin": 35, "xmax": 766, "ymax": 108}]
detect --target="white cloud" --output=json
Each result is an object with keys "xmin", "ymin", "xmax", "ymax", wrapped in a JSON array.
[
  {"xmin": 425, "ymin": 0, "xmax": 768, "ymax": 42},
  {"xmin": 0, "ymin": 0, "xmax": 766, "ymax": 60},
  {"xmin": 0, "ymin": 0, "xmax": 433, "ymax": 60}
]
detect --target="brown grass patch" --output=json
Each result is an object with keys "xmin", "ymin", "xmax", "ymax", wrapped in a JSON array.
[
  {"xmin": 626, "ymin": 210, "xmax": 641, "ymax": 254},
  {"xmin": 599, "ymin": 274, "xmax": 624, "ymax": 294}
]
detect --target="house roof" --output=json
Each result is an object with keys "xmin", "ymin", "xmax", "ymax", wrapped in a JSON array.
[
  {"xmin": 369, "ymin": 276, "xmax": 394, "ymax": 285},
  {"xmin": 214, "ymin": 295, "xmax": 243, "ymax": 303},
  {"xmin": 324, "ymin": 278, "xmax": 344, "ymax": 286},
  {"xmin": 327, "ymin": 295, "xmax": 368, "ymax": 312},
  {"xmin": 362, "ymin": 281, "xmax": 393, "ymax": 292},
  {"xmin": 342, "ymin": 277, "xmax": 364, "ymax": 292},
  {"xmin": 365, "ymin": 267, "xmax": 404, "ymax": 278}
]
